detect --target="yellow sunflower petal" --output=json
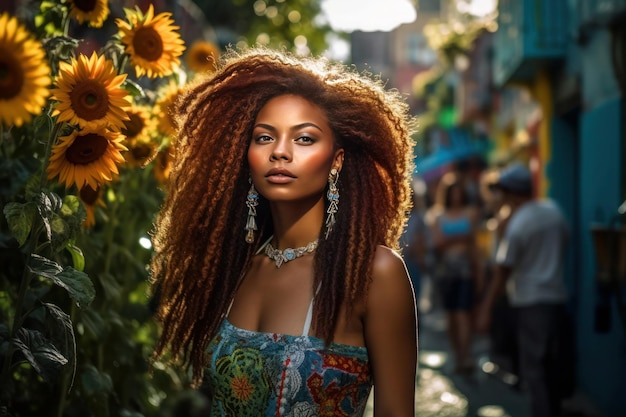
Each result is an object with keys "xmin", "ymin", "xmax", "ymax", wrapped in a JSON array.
[
  {"xmin": 155, "ymin": 80, "xmax": 185, "ymax": 137},
  {"xmin": 185, "ymin": 40, "xmax": 220, "ymax": 73},
  {"xmin": 116, "ymin": 5, "xmax": 186, "ymax": 78},
  {"xmin": 0, "ymin": 13, "xmax": 51, "ymax": 127},
  {"xmin": 50, "ymin": 51, "xmax": 131, "ymax": 131},
  {"xmin": 47, "ymin": 128, "xmax": 127, "ymax": 189},
  {"xmin": 68, "ymin": 0, "xmax": 110, "ymax": 28},
  {"xmin": 79, "ymin": 183, "xmax": 106, "ymax": 228}
]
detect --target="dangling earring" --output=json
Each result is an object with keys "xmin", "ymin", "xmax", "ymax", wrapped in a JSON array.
[
  {"xmin": 325, "ymin": 168, "xmax": 339, "ymax": 239},
  {"xmin": 245, "ymin": 181, "xmax": 259, "ymax": 244}
]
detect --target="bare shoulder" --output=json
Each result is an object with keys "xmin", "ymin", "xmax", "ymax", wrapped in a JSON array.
[
  {"xmin": 372, "ymin": 245, "xmax": 407, "ymax": 277},
  {"xmin": 369, "ymin": 245, "xmax": 413, "ymax": 304}
]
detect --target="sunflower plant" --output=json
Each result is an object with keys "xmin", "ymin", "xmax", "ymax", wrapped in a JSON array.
[{"xmin": 0, "ymin": 2, "xmax": 204, "ymax": 416}]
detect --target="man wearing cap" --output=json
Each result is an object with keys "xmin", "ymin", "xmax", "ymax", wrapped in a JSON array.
[{"xmin": 476, "ymin": 162, "xmax": 573, "ymax": 417}]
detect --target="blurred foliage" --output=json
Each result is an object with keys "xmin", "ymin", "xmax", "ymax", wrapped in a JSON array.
[{"xmin": 193, "ymin": 0, "xmax": 332, "ymax": 55}]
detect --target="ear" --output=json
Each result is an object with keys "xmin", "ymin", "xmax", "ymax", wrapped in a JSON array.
[{"xmin": 332, "ymin": 148, "xmax": 344, "ymax": 173}]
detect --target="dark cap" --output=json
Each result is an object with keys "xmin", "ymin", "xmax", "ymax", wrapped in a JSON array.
[{"xmin": 493, "ymin": 162, "xmax": 532, "ymax": 195}]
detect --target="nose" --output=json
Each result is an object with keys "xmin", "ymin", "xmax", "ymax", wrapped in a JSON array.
[{"xmin": 270, "ymin": 138, "xmax": 291, "ymax": 161}]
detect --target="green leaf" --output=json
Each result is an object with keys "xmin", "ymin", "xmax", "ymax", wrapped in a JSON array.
[
  {"xmin": 32, "ymin": 114, "xmax": 54, "ymax": 143},
  {"xmin": 0, "ymin": 324, "xmax": 9, "ymax": 356},
  {"xmin": 13, "ymin": 328, "xmax": 68, "ymax": 383},
  {"xmin": 120, "ymin": 410, "xmax": 146, "ymax": 417},
  {"xmin": 61, "ymin": 195, "xmax": 81, "ymax": 216},
  {"xmin": 60, "ymin": 195, "xmax": 86, "ymax": 236},
  {"xmin": 123, "ymin": 79, "xmax": 145, "ymax": 98},
  {"xmin": 81, "ymin": 365, "xmax": 113, "ymax": 396},
  {"xmin": 3, "ymin": 201, "xmax": 36, "ymax": 246},
  {"xmin": 55, "ymin": 268, "xmax": 96, "ymax": 308},
  {"xmin": 48, "ymin": 196, "xmax": 85, "ymax": 253},
  {"xmin": 80, "ymin": 309, "xmax": 107, "ymax": 339},
  {"xmin": 43, "ymin": 302, "xmax": 77, "ymax": 392},
  {"xmin": 28, "ymin": 255, "xmax": 95, "ymax": 307},
  {"xmin": 27, "ymin": 254, "xmax": 63, "ymax": 278},
  {"xmin": 66, "ymin": 243, "xmax": 85, "ymax": 272},
  {"xmin": 35, "ymin": 192, "xmax": 56, "ymax": 242},
  {"xmin": 98, "ymin": 272, "xmax": 122, "ymax": 301}
]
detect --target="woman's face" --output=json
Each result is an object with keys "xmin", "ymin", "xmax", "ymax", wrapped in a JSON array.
[
  {"xmin": 248, "ymin": 94, "xmax": 343, "ymax": 204},
  {"xmin": 449, "ymin": 184, "xmax": 465, "ymax": 207}
]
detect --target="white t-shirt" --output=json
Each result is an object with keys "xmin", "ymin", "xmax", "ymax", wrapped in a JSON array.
[{"xmin": 495, "ymin": 199, "xmax": 569, "ymax": 306}]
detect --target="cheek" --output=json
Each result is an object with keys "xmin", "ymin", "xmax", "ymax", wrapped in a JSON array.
[
  {"xmin": 301, "ymin": 145, "xmax": 337, "ymax": 172},
  {"xmin": 247, "ymin": 147, "xmax": 264, "ymax": 176}
]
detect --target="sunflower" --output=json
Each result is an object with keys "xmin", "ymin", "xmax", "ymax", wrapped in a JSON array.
[
  {"xmin": 51, "ymin": 52, "xmax": 130, "ymax": 131},
  {"xmin": 125, "ymin": 138, "xmax": 159, "ymax": 168},
  {"xmin": 78, "ymin": 184, "xmax": 105, "ymax": 228},
  {"xmin": 0, "ymin": 13, "xmax": 51, "ymax": 127},
  {"xmin": 121, "ymin": 104, "xmax": 153, "ymax": 143},
  {"xmin": 68, "ymin": 0, "xmax": 110, "ymax": 28},
  {"xmin": 155, "ymin": 80, "xmax": 183, "ymax": 137},
  {"xmin": 47, "ymin": 127, "xmax": 127, "ymax": 189},
  {"xmin": 185, "ymin": 40, "xmax": 220, "ymax": 73},
  {"xmin": 120, "ymin": 105, "xmax": 159, "ymax": 167},
  {"xmin": 153, "ymin": 144, "xmax": 176, "ymax": 186},
  {"xmin": 116, "ymin": 5, "xmax": 185, "ymax": 78}
]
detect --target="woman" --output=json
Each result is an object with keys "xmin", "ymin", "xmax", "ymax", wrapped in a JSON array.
[
  {"xmin": 150, "ymin": 48, "xmax": 417, "ymax": 417},
  {"xmin": 430, "ymin": 172, "xmax": 479, "ymax": 374}
]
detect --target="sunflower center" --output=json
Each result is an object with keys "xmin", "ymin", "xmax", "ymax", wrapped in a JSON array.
[
  {"xmin": 74, "ymin": 0, "xmax": 97, "ymax": 12},
  {"xmin": 133, "ymin": 27, "xmax": 164, "ymax": 62},
  {"xmin": 79, "ymin": 184, "xmax": 100, "ymax": 205},
  {"xmin": 66, "ymin": 133, "xmax": 109, "ymax": 165},
  {"xmin": 69, "ymin": 79, "xmax": 110, "ymax": 121},
  {"xmin": 122, "ymin": 112, "xmax": 145, "ymax": 139},
  {"xmin": 0, "ymin": 47, "xmax": 24, "ymax": 100},
  {"xmin": 131, "ymin": 142, "xmax": 152, "ymax": 160}
]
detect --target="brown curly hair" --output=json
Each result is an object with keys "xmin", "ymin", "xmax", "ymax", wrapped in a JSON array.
[{"xmin": 150, "ymin": 47, "xmax": 416, "ymax": 384}]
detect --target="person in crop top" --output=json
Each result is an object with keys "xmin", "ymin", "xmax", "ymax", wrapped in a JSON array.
[
  {"xmin": 149, "ymin": 47, "xmax": 418, "ymax": 416},
  {"xmin": 430, "ymin": 172, "xmax": 479, "ymax": 374}
]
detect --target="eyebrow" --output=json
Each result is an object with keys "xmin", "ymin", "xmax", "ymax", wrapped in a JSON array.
[{"xmin": 253, "ymin": 122, "xmax": 324, "ymax": 133}]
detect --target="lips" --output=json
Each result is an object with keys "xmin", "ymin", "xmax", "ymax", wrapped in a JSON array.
[
  {"xmin": 265, "ymin": 168, "xmax": 296, "ymax": 178},
  {"xmin": 265, "ymin": 167, "xmax": 296, "ymax": 183}
]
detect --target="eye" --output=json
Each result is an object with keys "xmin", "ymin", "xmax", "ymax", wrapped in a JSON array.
[
  {"xmin": 295, "ymin": 135, "xmax": 315, "ymax": 144},
  {"xmin": 254, "ymin": 135, "xmax": 273, "ymax": 143}
]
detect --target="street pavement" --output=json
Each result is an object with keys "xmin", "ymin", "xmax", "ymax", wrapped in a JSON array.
[
  {"xmin": 363, "ymin": 277, "xmax": 604, "ymax": 417},
  {"xmin": 364, "ymin": 305, "xmax": 530, "ymax": 417}
]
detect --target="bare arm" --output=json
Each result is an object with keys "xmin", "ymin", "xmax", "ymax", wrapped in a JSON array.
[
  {"xmin": 476, "ymin": 263, "xmax": 511, "ymax": 333},
  {"xmin": 365, "ymin": 246, "xmax": 417, "ymax": 417}
]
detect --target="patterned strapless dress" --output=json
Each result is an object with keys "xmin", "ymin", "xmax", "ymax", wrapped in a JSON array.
[{"xmin": 205, "ymin": 301, "xmax": 372, "ymax": 417}]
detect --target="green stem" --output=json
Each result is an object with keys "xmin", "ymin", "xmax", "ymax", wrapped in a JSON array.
[
  {"xmin": 40, "ymin": 122, "xmax": 62, "ymax": 190},
  {"xmin": 0, "ymin": 240, "xmax": 39, "ymax": 404},
  {"xmin": 55, "ymin": 302, "xmax": 77, "ymax": 417},
  {"xmin": 103, "ymin": 175, "xmax": 126, "ymax": 277},
  {"xmin": 1, "ymin": 120, "xmax": 61, "ymax": 407},
  {"xmin": 118, "ymin": 53, "xmax": 129, "ymax": 76}
]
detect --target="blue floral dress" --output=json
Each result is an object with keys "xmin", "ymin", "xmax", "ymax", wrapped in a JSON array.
[{"xmin": 205, "ymin": 305, "xmax": 372, "ymax": 417}]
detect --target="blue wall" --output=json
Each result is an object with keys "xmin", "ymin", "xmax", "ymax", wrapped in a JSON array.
[
  {"xmin": 548, "ymin": 114, "xmax": 579, "ymax": 306},
  {"xmin": 577, "ymin": 98, "xmax": 625, "ymax": 417}
]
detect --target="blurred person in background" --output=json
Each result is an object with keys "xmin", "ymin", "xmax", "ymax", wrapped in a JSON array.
[
  {"xmin": 476, "ymin": 162, "xmax": 574, "ymax": 417},
  {"xmin": 400, "ymin": 176, "xmax": 432, "ymax": 311},
  {"xmin": 430, "ymin": 172, "xmax": 481, "ymax": 374},
  {"xmin": 477, "ymin": 169, "xmax": 520, "ymax": 382}
]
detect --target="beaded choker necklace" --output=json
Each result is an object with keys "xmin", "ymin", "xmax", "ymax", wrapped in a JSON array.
[{"xmin": 264, "ymin": 240, "xmax": 318, "ymax": 268}]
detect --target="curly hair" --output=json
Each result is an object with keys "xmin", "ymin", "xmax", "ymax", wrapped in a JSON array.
[{"xmin": 150, "ymin": 47, "xmax": 416, "ymax": 384}]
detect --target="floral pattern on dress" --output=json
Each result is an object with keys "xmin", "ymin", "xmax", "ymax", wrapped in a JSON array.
[{"xmin": 205, "ymin": 320, "xmax": 372, "ymax": 417}]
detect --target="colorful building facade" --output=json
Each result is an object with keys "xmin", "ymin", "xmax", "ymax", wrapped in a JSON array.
[{"xmin": 492, "ymin": 1, "xmax": 626, "ymax": 415}]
